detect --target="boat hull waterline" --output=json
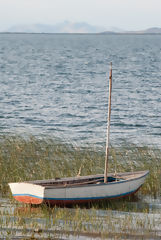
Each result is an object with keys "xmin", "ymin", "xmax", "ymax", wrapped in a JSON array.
[{"xmin": 9, "ymin": 170, "xmax": 149, "ymax": 206}]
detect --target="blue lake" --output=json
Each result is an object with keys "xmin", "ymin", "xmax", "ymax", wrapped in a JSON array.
[{"xmin": 0, "ymin": 33, "xmax": 161, "ymax": 147}]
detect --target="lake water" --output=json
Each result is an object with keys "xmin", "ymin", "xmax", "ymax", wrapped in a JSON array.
[
  {"xmin": 0, "ymin": 34, "xmax": 161, "ymax": 238},
  {"xmin": 0, "ymin": 33, "xmax": 161, "ymax": 147},
  {"xmin": 0, "ymin": 196, "xmax": 160, "ymax": 239}
]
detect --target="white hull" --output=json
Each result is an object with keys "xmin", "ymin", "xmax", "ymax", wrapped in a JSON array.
[{"xmin": 9, "ymin": 170, "xmax": 149, "ymax": 206}]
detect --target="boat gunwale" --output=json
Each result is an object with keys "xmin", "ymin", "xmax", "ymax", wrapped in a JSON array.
[
  {"xmin": 9, "ymin": 170, "xmax": 149, "ymax": 190},
  {"xmin": 27, "ymin": 170, "xmax": 148, "ymax": 184},
  {"xmin": 43, "ymin": 170, "xmax": 149, "ymax": 189}
]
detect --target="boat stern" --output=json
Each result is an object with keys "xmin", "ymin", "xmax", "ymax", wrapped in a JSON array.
[{"xmin": 9, "ymin": 182, "xmax": 45, "ymax": 205}]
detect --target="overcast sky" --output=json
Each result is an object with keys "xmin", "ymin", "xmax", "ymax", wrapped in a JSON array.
[{"xmin": 0, "ymin": 0, "xmax": 161, "ymax": 31}]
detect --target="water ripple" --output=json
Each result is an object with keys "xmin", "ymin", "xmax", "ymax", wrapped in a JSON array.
[{"xmin": 0, "ymin": 34, "xmax": 161, "ymax": 147}]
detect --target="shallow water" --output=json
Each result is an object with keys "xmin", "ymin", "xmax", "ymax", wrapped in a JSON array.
[
  {"xmin": 0, "ymin": 33, "xmax": 161, "ymax": 147},
  {"xmin": 0, "ymin": 196, "xmax": 160, "ymax": 239}
]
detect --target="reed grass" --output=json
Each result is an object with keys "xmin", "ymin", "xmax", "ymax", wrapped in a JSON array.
[
  {"xmin": 0, "ymin": 135, "xmax": 160, "ymax": 239},
  {"xmin": 0, "ymin": 204, "xmax": 160, "ymax": 239},
  {"xmin": 0, "ymin": 135, "xmax": 160, "ymax": 199}
]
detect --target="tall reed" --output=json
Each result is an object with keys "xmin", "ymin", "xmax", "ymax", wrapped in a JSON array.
[{"xmin": 0, "ymin": 135, "xmax": 160, "ymax": 198}]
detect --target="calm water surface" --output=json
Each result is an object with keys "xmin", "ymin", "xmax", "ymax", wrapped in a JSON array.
[{"xmin": 0, "ymin": 33, "xmax": 161, "ymax": 147}]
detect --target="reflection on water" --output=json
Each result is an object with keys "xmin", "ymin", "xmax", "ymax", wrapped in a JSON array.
[{"xmin": 0, "ymin": 196, "xmax": 160, "ymax": 239}]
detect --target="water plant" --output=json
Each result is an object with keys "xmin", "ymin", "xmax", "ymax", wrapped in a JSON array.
[
  {"xmin": 0, "ymin": 203, "xmax": 160, "ymax": 239},
  {"xmin": 0, "ymin": 135, "xmax": 160, "ymax": 199}
]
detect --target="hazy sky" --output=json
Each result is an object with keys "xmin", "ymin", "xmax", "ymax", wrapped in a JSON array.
[{"xmin": 0, "ymin": 0, "xmax": 161, "ymax": 31}]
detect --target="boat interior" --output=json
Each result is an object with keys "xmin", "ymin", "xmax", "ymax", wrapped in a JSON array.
[{"xmin": 27, "ymin": 171, "xmax": 147, "ymax": 188}]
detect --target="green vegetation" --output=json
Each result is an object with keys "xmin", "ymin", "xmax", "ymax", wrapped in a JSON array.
[
  {"xmin": 0, "ymin": 134, "xmax": 160, "ymax": 239},
  {"xmin": 0, "ymin": 204, "xmax": 160, "ymax": 239},
  {"xmin": 0, "ymin": 135, "xmax": 160, "ymax": 198},
  {"xmin": 0, "ymin": 134, "xmax": 102, "ymax": 193}
]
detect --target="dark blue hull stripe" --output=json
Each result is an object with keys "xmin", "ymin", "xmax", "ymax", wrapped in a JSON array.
[{"xmin": 14, "ymin": 194, "xmax": 43, "ymax": 199}]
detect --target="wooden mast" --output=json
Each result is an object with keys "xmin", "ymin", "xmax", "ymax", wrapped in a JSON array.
[{"xmin": 104, "ymin": 62, "xmax": 112, "ymax": 183}]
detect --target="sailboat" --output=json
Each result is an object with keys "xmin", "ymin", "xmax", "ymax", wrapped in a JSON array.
[{"xmin": 9, "ymin": 63, "xmax": 149, "ymax": 206}]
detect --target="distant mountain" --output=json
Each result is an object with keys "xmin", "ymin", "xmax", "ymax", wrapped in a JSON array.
[
  {"xmin": 4, "ymin": 23, "xmax": 161, "ymax": 34},
  {"xmin": 138, "ymin": 27, "xmax": 161, "ymax": 34},
  {"xmin": 101, "ymin": 27, "xmax": 161, "ymax": 34},
  {"xmin": 6, "ymin": 21, "xmax": 106, "ymax": 34}
]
